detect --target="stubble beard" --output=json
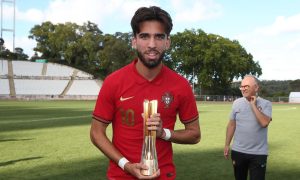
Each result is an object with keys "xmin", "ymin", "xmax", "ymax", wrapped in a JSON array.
[{"xmin": 137, "ymin": 50, "xmax": 165, "ymax": 69}]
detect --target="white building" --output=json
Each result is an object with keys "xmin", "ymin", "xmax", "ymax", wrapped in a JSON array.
[{"xmin": 289, "ymin": 92, "xmax": 300, "ymax": 103}]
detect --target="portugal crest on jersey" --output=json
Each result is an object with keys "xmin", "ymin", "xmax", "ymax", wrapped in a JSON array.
[{"xmin": 161, "ymin": 92, "xmax": 173, "ymax": 108}]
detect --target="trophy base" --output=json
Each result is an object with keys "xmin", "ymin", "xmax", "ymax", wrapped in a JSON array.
[{"xmin": 141, "ymin": 159, "xmax": 157, "ymax": 176}]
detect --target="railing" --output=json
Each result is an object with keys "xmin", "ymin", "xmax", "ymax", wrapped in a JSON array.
[
  {"xmin": 264, "ymin": 97, "xmax": 290, "ymax": 103},
  {"xmin": 195, "ymin": 95, "xmax": 291, "ymax": 103},
  {"xmin": 195, "ymin": 95, "xmax": 240, "ymax": 102}
]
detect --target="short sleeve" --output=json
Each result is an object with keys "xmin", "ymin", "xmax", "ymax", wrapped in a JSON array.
[
  {"xmin": 229, "ymin": 101, "xmax": 237, "ymax": 121},
  {"xmin": 92, "ymin": 78, "xmax": 115, "ymax": 123},
  {"xmin": 263, "ymin": 101, "xmax": 272, "ymax": 119},
  {"xmin": 178, "ymin": 82, "xmax": 199, "ymax": 123}
]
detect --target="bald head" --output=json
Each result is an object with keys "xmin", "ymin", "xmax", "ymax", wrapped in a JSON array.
[
  {"xmin": 240, "ymin": 75, "xmax": 259, "ymax": 98},
  {"xmin": 244, "ymin": 75, "xmax": 259, "ymax": 85},
  {"xmin": 242, "ymin": 75, "xmax": 259, "ymax": 87}
]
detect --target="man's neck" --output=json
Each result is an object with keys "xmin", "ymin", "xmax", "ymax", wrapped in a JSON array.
[{"xmin": 136, "ymin": 59, "xmax": 163, "ymax": 81}]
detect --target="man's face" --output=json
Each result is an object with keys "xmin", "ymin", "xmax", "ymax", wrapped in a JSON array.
[
  {"xmin": 132, "ymin": 21, "xmax": 170, "ymax": 69},
  {"xmin": 239, "ymin": 77, "xmax": 258, "ymax": 98}
]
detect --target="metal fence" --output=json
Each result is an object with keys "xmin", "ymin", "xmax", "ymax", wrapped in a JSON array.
[
  {"xmin": 195, "ymin": 95, "xmax": 240, "ymax": 102},
  {"xmin": 264, "ymin": 97, "xmax": 289, "ymax": 102},
  {"xmin": 196, "ymin": 95, "xmax": 290, "ymax": 103}
]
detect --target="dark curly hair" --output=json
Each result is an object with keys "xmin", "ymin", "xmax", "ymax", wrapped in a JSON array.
[{"xmin": 131, "ymin": 6, "xmax": 173, "ymax": 37}]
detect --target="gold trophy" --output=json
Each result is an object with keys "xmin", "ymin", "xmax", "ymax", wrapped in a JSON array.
[{"xmin": 141, "ymin": 99, "xmax": 159, "ymax": 176}]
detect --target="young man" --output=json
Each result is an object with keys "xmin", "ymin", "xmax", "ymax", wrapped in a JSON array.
[
  {"xmin": 224, "ymin": 75, "xmax": 272, "ymax": 180},
  {"xmin": 90, "ymin": 6, "xmax": 201, "ymax": 180}
]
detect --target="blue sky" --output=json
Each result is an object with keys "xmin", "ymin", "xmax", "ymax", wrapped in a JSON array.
[{"xmin": 1, "ymin": 0, "xmax": 300, "ymax": 80}]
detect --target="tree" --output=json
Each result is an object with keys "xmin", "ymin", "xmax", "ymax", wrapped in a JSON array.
[
  {"xmin": 14, "ymin": 47, "xmax": 29, "ymax": 60},
  {"xmin": 28, "ymin": 21, "xmax": 57, "ymax": 60},
  {"xmin": 169, "ymin": 29, "xmax": 262, "ymax": 95},
  {"xmin": 289, "ymin": 79, "xmax": 300, "ymax": 92},
  {"xmin": 28, "ymin": 23, "xmax": 262, "ymax": 88},
  {"xmin": 0, "ymin": 46, "xmax": 28, "ymax": 60},
  {"xmin": 29, "ymin": 21, "xmax": 105, "ymax": 76},
  {"xmin": 95, "ymin": 32, "xmax": 135, "ymax": 78}
]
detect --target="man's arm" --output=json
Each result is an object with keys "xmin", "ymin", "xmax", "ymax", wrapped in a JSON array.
[
  {"xmin": 224, "ymin": 120, "xmax": 236, "ymax": 159},
  {"xmin": 148, "ymin": 114, "xmax": 200, "ymax": 144},
  {"xmin": 90, "ymin": 119, "xmax": 121, "ymax": 163},
  {"xmin": 90, "ymin": 119, "xmax": 160, "ymax": 179},
  {"xmin": 168, "ymin": 119, "xmax": 201, "ymax": 144},
  {"xmin": 250, "ymin": 96, "xmax": 272, "ymax": 128}
]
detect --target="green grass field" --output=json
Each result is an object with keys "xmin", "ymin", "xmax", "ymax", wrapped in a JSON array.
[{"xmin": 0, "ymin": 100, "xmax": 299, "ymax": 179}]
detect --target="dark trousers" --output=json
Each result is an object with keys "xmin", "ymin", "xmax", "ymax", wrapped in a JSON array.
[{"xmin": 231, "ymin": 150, "xmax": 267, "ymax": 180}]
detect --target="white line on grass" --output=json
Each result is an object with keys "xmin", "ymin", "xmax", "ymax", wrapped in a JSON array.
[{"xmin": 273, "ymin": 107, "xmax": 297, "ymax": 111}]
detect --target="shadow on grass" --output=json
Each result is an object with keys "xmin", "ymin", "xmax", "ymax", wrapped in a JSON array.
[
  {"xmin": 0, "ymin": 156, "xmax": 108, "ymax": 180},
  {"xmin": 174, "ymin": 149, "xmax": 300, "ymax": 180},
  {"xmin": 174, "ymin": 149, "xmax": 234, "ymax": 180},
  {"xmin": 174, "ymin": 148, "xmax": 300, "ymax": 180},
  {"xmin": 0, "ymin": 138, "xmax": 34, "ymax": 142},
  {"xmin": 0, "ymin": 107, "xmax": 93, "ymax": 132},
  {"xmin": 0, "ymin": 149, "xmax": 299, "ymax": 180},
  {"xmin": 0, "ymin": 156, "xmax": 43, "ymax": 167}
]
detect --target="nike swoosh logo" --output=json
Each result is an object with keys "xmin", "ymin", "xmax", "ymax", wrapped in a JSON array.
[{"xmin": 120, "ymin": 96, "xmax": 134, "ymax": 101}]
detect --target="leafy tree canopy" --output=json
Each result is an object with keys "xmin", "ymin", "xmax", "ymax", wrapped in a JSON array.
[
  {"xmin": 169, "ymin": 29, "xmax": 262, "ymax": 94},
  {"xmin": 28, "ymin": 22, "xmax": 263, "ymax": 95}
]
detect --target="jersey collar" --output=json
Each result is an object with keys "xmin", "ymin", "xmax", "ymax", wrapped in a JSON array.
[{"xmin": 131, "ymin": 58, "xmax": 164, "ymax": 85}]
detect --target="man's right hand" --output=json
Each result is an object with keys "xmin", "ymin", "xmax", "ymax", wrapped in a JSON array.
[
  {"xmin": 224, "ymin": 145, "xmax": 230, "ymax": 159},
  {"xmin": 125, "ymin": 162, "xmax": 160, "ymax": 179}
]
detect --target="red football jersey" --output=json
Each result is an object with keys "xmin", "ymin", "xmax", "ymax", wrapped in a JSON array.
[{"xmin": 93, "ymin": 59, "xmax": 199, "ymax": 179}]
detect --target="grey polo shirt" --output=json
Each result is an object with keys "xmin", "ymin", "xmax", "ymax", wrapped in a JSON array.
[{"xmin": 230, "ymin": 97, "xmax": 272, "ymax": 155}]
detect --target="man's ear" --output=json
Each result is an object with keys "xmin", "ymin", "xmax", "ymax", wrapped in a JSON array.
[
  {"xmin": 131, "ymin": 38, "xmax": 137, "ymax": 49},
  {"xmin": 255, "ymin": 84, "xmax": 259, "ymax": 92},
  {"xmin": 165, "ymin": 37, "xmax": 171, "ymax": 50}
]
